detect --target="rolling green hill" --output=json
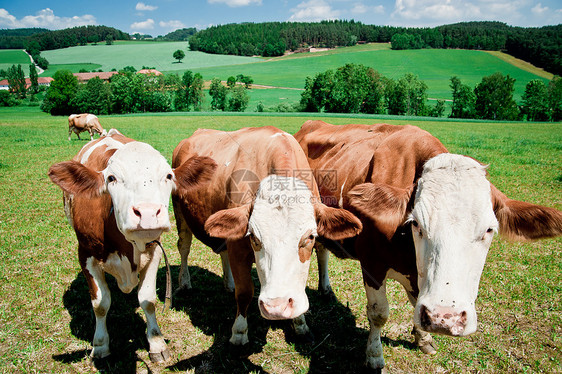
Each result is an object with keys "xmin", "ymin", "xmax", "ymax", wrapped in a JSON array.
[
  {"xmin": 1, "ymin": 41, "xmax": 553, "ymax": 108},
  {"xmin": 40, "ymin": 41, "xmax": 261, "ymax": 76},
  {"xmin": 0, "ymin": 49, "xmax": 31, "ymax": 74}
]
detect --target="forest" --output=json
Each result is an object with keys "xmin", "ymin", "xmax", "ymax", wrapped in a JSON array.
[
  {"xmin": 189, "ymin": 21, "xmax": 562, "ymax": 75},
  {"xmin": 0, "ymin": 26, "xmax": 129, "ymax": 51}
]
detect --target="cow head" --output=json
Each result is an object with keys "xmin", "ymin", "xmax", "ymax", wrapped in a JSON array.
[
  {"xmin": 408, "ymin": 154, "xmax": 498, "ymax": 336},
  {"xmin": 205, "ymin": 175, "xmax": 362, "ymax": 320},
  {"xmin": 348, "ymin": 152, "xmax": 562, "ymax": 337},
  {"xmin": 49, "ymin": 141, "xmax": 216, "ymax": 247}
]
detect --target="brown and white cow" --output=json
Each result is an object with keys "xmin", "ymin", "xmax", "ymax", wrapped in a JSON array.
[
  {"xmin": 49, "ymin": 129, "xmax": 216, "ymax": 362},
  {"xmin": 294, "ymin": 120, "xmax": 562, "ymax": 371},
  {"xmin": 172, "ymin": 126, "xmax": 362, "ymax": 345},
  {"xmin": 68, "ymin": 113, "xmax": 107, "ymax": 141}
]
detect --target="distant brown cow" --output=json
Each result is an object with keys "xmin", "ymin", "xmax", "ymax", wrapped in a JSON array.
[{"xmin": 68, "ymin": 113, "xmax": 107, "ymax": 141}]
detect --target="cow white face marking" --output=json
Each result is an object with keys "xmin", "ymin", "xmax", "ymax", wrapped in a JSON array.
[
  {"xmin": 411, "ymin": 153, "xmax": 498, "ymax": 336},
  {"xmin": 103, "ymin": 142, "xmax": 174, "ymax": 246},
  {"xmin": 249, "ymin": 175, "xmax": 316, "ymax": 320}
]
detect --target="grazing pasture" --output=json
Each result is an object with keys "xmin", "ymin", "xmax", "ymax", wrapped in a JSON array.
[
  {"xmin": 0, "ymin": 49, "xmax": 30, "ymax": 74},
  {"xmin": 40, "ymin": 41, "xmax": 261, "ymax": 76},
  {"xmin": 0, "ymin": 108, "xmax": 560, "ymax": 373}
]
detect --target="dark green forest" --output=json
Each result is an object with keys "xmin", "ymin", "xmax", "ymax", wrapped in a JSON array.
[
  {"xmin": 0, "ymin": 25, "xmax": 129, "ymax": 51},
  {"xmin": 189, "ymin": 21, "xmax": 561, "ymax": 75}
]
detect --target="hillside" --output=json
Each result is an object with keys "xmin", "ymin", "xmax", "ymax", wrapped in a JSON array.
[
  {"xmin": 189, "ymin": 21, "xmax": 562, "ymax": 75},
  {"xmin": 34, "ymin": 42, "xmax": 552, "ymax": 108}
]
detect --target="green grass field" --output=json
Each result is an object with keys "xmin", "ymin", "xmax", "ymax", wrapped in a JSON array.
[
  {"xmin": 190, "ymin": 48, "xmax": 548, "ymax": 101},
  {"xmin": 1, "ymin": 42, "xmax": 553, "ymax": 109},
  {"xmin": 0, "ymin": 49, "xmax": 31, "ymax": 75},
  {"xmin": 40, "ymin": 41, "xmax": 261, "ymax": 76},
  {"xmin": 0, "ymin": 107, "xmax": 560, "ymax": 373}
]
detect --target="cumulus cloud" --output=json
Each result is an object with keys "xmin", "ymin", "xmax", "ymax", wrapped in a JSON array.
[
  {"xmin": 207, "ymin": 0, "xmax": 262, "ymax": 7},
  {"xmin": 0, "ymin": 8, "xmax": 96, "ymax": 29},
  {"xmin": 136, "ymin": 2, "xmax": 158, "ymax": 11},
  {"xmin": 351, "ymin": 3, "xmax": 385, "ymax": 15},
  {"xmin": 531, "ymin": 3, "xmax": 548, "ymax": 16},
  {"xmin": 159, "ymin": 20, "xmax": 186, "ymax": 30},
  {"xmin": 131, "ymin": 18, "xmax": 155, "ymax": 30},
  {"xmin": 289, "ymin": 0, "xmax": 340, "ymax": 22}
]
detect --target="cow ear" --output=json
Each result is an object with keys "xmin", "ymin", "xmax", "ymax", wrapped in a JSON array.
[
  {"xmin": 491, "ymin": 184, "xmax": 562, "ymax": 241},
  {"xmin": 205, "ymin": 204, "xmax": 252, "ymax": 240},
  {"xmin": 315, "ymin": 204, "xmax": 362, "ymax": 240},
  {"xmin": 48, "ymin": 161, "xmax": 105, "ymax": 197},
  {"xmin": 174, "ymin": 156, "xmax": 217, "ymax": 195},
  {"xmin": 347, "ymin": 183, "xmax": 413, "ymax": 240}
]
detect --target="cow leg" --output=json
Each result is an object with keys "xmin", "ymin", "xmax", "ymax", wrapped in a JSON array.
[
  {"xmin": 316, "ymin": 243, "xmax": 334, "ymax": 299},
  {"xmin": 405, "ymin": 292, "xmax": 436, "ymax": 354},
  {"xmin": 219, "ymin": 250, "xmax": 235, "ymax": 292},
  {"xmin": 364, "ymin": 281, "xmax": 389, "ymax": 371},
  {"xmin": 84, "ymin": 260, "xmax": 111, "ymax": 359},
  {"xmin": 228, "ymin": 240, "xmax": 254, "ymax": 345},
  {"xmin": 138, "ymin": 244, "xmax": 170, "ymax": 363},
  {"xmin": 68, "ymin": 127, "xmax": 73, "ymax": 141},
  {"xmin": 88, "ymin": 129, "xmax": 94, "ymax": 141},
  {"xmin": 174, "ymin": 202, "xmax": 193, "ymax": 291}
]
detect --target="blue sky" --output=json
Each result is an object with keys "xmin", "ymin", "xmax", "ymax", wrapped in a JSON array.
[{"xmin": 0, "ymin": 0, "xmax": 561, "ymax": 37}]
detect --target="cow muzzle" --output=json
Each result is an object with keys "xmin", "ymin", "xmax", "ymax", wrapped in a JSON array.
[
  {"xmin": 259, "ymin": 297, "xmax": 297, "ymax": 320},
  {"xmin": 418, "ymin": 304, "xmax": 469, "ymax": 336},
  {"xmin": 130, "ymin": 203, "xmax": 169, "ymax": 230}
]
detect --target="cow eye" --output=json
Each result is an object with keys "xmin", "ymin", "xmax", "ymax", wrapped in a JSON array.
[
  {"xmin": 412, "ymin": 220, "xmax": 419, "ymax": 228},
  {"xmin": 107, "ymin": 175, "xmax": 116, "ymax": 183},
  {"xmin": 486, "ymin": 228, "xmax": 494, "ymax": 234},
  {"xmin": 166, "ymin": 173, "xmax": 173, "ymax": 180}
]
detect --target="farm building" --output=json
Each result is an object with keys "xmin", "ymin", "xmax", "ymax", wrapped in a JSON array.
[
  {"xmin": 138, "ymin": 69, "xmax": 163, "ymax": 76},
  {"xmin": 73, "ymin": 72, "xmax": 118, "ymax": 83},
  {"xmin": 0, "ymin": 77, "xmax": 54, "ymax": 90}
]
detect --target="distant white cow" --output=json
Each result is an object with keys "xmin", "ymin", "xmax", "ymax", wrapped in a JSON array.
[{"xmin": 68, "ymin": 113, "xmax": 107, "ymax": 141}]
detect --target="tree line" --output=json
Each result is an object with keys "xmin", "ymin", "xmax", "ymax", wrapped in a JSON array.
[
  {"xmin": 0, "ymin": 25, "xmax": 129, "ymax": 51},
  {"xmin": 188, "ymin": 21, "xmax": 561, "ymax": 75},
  {"xmin": 38, "ymin": 68, "xmax": 253, "ymax": 115},
  {"xmin": 300, "ymin": 63, "xmax": 562, "ymax": 121}
]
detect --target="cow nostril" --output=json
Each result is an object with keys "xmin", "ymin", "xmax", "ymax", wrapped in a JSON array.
[
  {"xmin": 288, "ymin": 298, "xmax": 294, "ymax": 307},
  {"xmin": 133, "ymin": 208, "xmax": 141, "ymax": 217},
  {"xmin": 156, "ymin": 208, "xmax": 161, "ymax": 216}
]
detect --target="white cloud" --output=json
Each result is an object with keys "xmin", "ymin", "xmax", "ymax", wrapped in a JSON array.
[
  {"xmin": 351, "ymin": 3, "xmax": 385, "ymax": 15},
  {"xmin": 207, "ymin": 0, "xmax": 262, "ymax": 7},
  {"xmin": 0, "ymin": 8, "xmax": 96, "ymax": 29},
  {"xmin": 130, "ymin": 18, "xmax": 155, "ymax": 30},
  {"xmin": 289, "ymin": 0, "xmax": 341, "ymax": 22},
  {"xmin": 136, "ymin": 2, "xmax": 158, "ymax": 11},
  {"xmin": 531, "ymin": 3, "xmax": 548, "ymax": 16},
  {"xmin": 159, "ymin": 20, "xmax": 186, "ymax": 30}
]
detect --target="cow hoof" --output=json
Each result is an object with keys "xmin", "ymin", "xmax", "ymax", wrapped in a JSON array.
[
  {"xmin": 296, "ymin": 330, "xmax": 315, "ymax": 344},
  {"xmin": 320, "ymin": 289, "xmax": 336, "ymax": 302},
  {"xmin": 149, "ymin": 348, "xmax": 171, "ymax": 363},
  {"xmin": 229, "ymin": 333, "xmax": 249, "ymax": 346},
  {"xmin": 364, "ymin": 366, "xmax": 385, "ymax": 374},
  {"xmin": 419, "ymin": 342, "xmax": 437, "ymax": 355},
  {"xmin": 91, "ymin": 345, "xmax": 110, "ymax": 359},
  {"xmin": 174, "ymin": 284, "xmax": 193, "ymax": 296}
]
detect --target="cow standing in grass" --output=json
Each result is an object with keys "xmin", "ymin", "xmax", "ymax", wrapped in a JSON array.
[
  {"xmin": 48, "ymin": 129, "xmax": 216, "ymax": 362},
  {"xmin": 68, "ymin": 113, "xmax": 107, "ymax": 141},
  {"xmin": 295, "ymin": 120, "xmax": 562, "ymax": 372},
  {"xmin": 171, "ymin": 126, "xmax": 362, "ymax": 345}
]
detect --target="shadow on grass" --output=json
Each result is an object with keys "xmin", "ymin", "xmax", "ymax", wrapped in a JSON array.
[
  {"xmin": 164, "ymin": 265, "xmax": 416, "ymax": 374},
  {"xmin": 53, "ymin": 265, "xmax": 416, "ymax": 373},
  {"xmin": 53, "ymin": 271, "xmax": 156, "ymax": 373}
]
